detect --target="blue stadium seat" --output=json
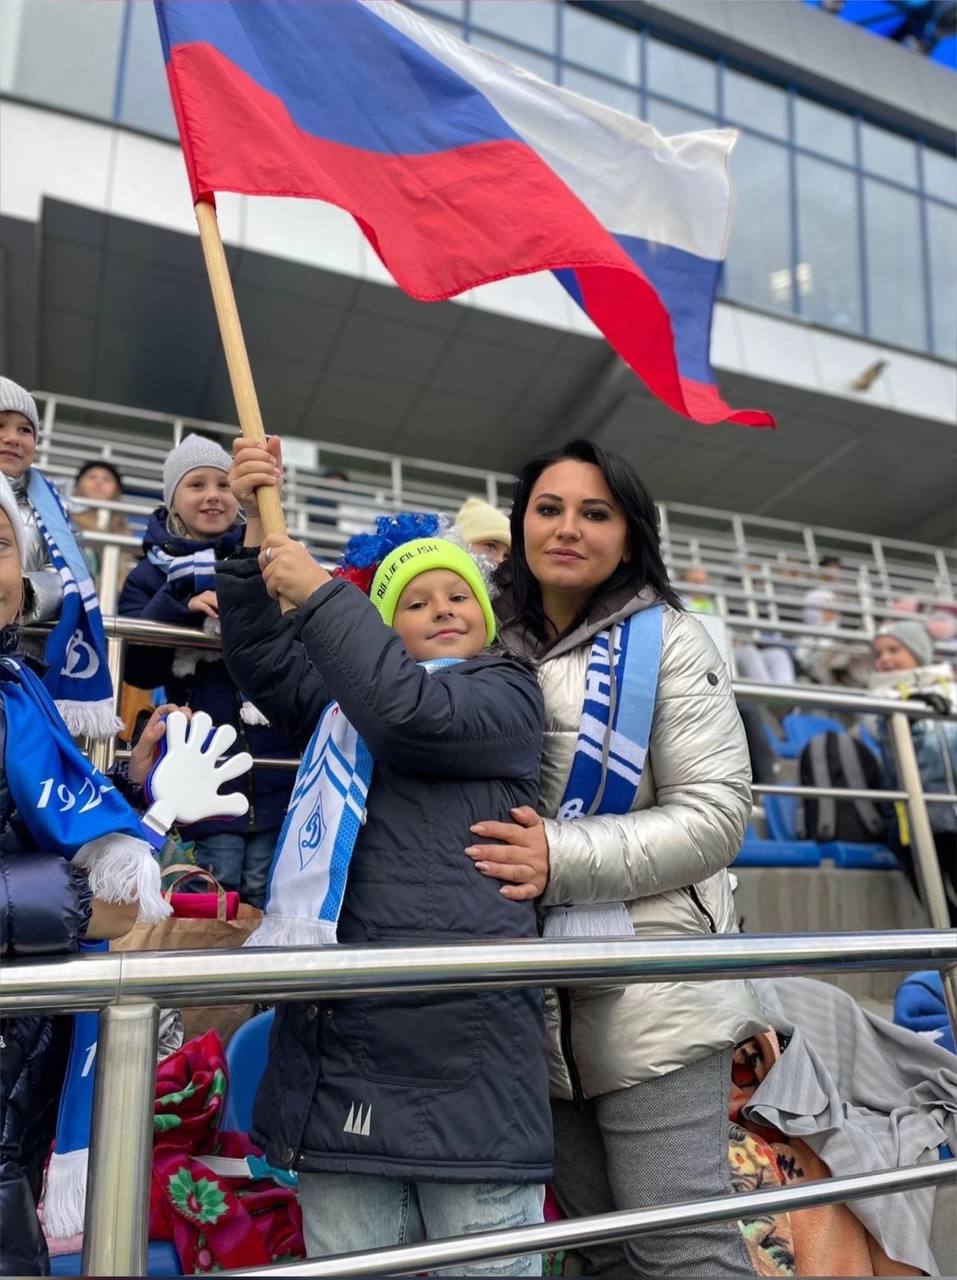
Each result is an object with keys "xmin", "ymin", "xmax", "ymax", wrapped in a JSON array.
[
  {"xmin": 52, "ymin": 1242, "xmax": 180, "ymax": 1276},
  {"xmin": 223, "ymin": 1009, "xmax": 275, "ymax": 1133},
  {"xmin": 765, "ymin": 712, "xmax": 847, "ymax": 760}
]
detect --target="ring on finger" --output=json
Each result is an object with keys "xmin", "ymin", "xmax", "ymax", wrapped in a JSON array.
[{"xmin": 263, "ymin": 546, "xmax": 273, "ymax": 564}]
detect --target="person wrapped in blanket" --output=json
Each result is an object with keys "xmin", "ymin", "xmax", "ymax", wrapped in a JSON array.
[
  {"xmin": 0, "ymin": 472, "xmax": 178, "ymax": 1276},
  {"xmin": 213, "ymin": 437, "xmax": 551, "ymax": 1276}
]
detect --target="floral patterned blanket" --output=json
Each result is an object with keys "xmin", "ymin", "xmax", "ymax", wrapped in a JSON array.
[
  {"xmin": 150, "ymin": 1030, "xmax": 305, "ymax": 1274},
  {"xmin": 730, "ymin": 1030, "xmax": 922, "ymax": 1277}
]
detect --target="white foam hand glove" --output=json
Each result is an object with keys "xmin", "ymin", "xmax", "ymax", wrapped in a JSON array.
[{"xmin": 141, "ymin": 710, "xmax": 253, "ymax": 839}]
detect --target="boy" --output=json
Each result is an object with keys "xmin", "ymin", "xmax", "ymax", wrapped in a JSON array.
[{"xmin": 215, "ymin": 439, "xmax": 551, "ymax": 1275}]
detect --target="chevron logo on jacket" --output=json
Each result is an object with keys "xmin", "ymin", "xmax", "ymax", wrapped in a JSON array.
[{"xmin": 343, "ymin": 1102, "xmax": 372, "ymax": 1137}]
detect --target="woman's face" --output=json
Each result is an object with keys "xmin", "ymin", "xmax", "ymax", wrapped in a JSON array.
[
  {"xmin": 873, "ymin": 635, "xmax": 919, "ymax": 673},
  {"xmin": 77, "ymin": 466, "xmax": 120, "ymax": 502},
  {"xmin": 523, "ymin": 459, "xmax": 629, "ymax": 598},
  {"xmin": 172, "ymin": 467, "xmax": 238, "ymax": 539},
  {"xmin": 0, "ymin": 508, "xmax": 23, "ymax": 628}
]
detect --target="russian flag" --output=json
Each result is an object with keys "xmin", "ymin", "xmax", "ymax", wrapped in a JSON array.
[{"xmin": 155, "ymin": 0, "xmax": 773, "ymax": 429}]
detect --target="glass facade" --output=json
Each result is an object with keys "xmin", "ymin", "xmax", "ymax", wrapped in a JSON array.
[{"xmin": 1, "ymin": 0, "xmax": 954, "ymax": 360}]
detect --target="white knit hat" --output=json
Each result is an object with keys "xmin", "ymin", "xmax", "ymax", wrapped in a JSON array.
[
  {"xmin": 0, "ymin": 377, "xmax": 40, "ymax": 438},
  {"xmin": 0, "ymin": 472, "xmax": 26, "ymax": 565},
  {"xmin": 454, "ymin": 496, "xmax": 511, "ymax": 549},
  {"xmin": 163, "ymin": 433, "xmax": 232, "ymax": 510}
]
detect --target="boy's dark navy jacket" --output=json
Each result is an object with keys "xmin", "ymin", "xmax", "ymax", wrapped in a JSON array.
[
  {"xmin": 215, "ymin": 558, "xmax": 553, "ymax": 1184},
  {"xmin": 118, "ymin": 510, "xmax": 294, "ymax": 839}
]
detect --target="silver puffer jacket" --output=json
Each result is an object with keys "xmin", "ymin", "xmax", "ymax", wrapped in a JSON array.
[
  {"xmin": 498, "ymin": 585, "xmax": 767, "ymax": 1099},
  {"xmin": 11, "ymin": 472, "xmax": 63, "ymax": 624}
]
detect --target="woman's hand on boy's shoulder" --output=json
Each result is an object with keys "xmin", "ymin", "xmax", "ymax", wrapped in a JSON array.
[{"xmin": 259, "ymin": 534, "xmax": 331, "ymax": 607}]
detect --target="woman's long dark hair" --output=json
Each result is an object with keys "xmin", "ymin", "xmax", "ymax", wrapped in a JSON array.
[{"xmin": 497, "ymin": 438, "xmax": 682, "ymax": 641}]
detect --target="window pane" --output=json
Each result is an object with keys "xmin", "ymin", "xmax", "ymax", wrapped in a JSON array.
[
  {"xmin": 924, "ymin": 147, "xmax": 957, "ymax": 204},
  {"xmin": 795, "ymin": 97, "xmax": 854, "ymax": 164},
  {"xmin": 562, "ymin": 6, "xmax": 639, "ymax": 85},
  {"xmin": 563, "ymin": 67, "xmax": 638, "ymax": 115},
  {"xmin": 796, "ymin": 154, "xmax": 862, "ymax": 331},
  {"xmin": 468, "ymin": 30, "xmax": 556, "ymax": 80},
  {"xmin": 646, "ymin": 98, "xmax": 715, "ymax": 136},
  {"xmin": 724, "ymin": 134, "xmax": 793, "ymax": 314},
  {"xmin": 469, "ymin": 0, "xmax": 557, "ymax": 53},
  {"xmin": 117, "ymin": 0, "xmax": 176, "ymax": 137},
  {"xmin": 864, "ymin": 180, "xmax": 925, "ymax": 349},
  {"xmin": 928, "ymin": 203, "xmax": 957, "ymax": 359},
  {"xmin": 646, "ymin": 37, "xmax": 716, "ymax": 113},
  {"xmin": 7, "ymin": 0, "xmax": 122, "ymax": 120},
  {"xmin": 723, "ymin": 69, "xmax": 787, "ymax": 140},
  {"xmin": 861, "ymin": 122, "xmax": 917, "ymax": 186},
  {"xmin": 410, "ymin": 0, "xmax": 465, "ymax": 19}
]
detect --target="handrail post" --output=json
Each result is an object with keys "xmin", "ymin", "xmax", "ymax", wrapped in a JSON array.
[
  {"xmin": 887, "ymin": 711, "xmax": 957, "ymax": 1037},
  {"xmin": 89, "ymin": 545, "xmax": 124, "ymax": 774},
  {"xmin": 81, "ymin": 1002, "xmax": 158, "ymax": 1277}
]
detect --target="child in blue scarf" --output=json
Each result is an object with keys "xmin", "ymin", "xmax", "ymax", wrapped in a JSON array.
[
  {"xmin": 119, "ymin": 435, "xmax": 296, "ymax": 906},
  {"xmin": 0, "ymin": 473, "xmax": 175, "ymax": 1275},
  {"xmin": 214, "ymin": 438, "xmax": 551, "ymax": 1276}
]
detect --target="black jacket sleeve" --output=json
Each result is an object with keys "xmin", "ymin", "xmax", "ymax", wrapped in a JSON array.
[
  {"xmin": 216, "ymin": 556, "xmax": 333, "ymax": 751},
  {"xmin": 117, "ymin": 562, "xmax": 186, "ymax": 690},
  {"xmin": 0, "ymin": 854, "xmax": 92, "ymax": 957},
  {"xmin": 294, "ymin": 578, "xmax": 544, "ymax": 779}
]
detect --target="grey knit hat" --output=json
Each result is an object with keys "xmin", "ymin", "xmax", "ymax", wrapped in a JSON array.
[
  {"xmin": 0, "ymin": 377, "xmax": 40, "ymax": 438},
  {"xmin": 876, "ymin": 619, "xmax": 933, "ymax": 668},
  {"xmin": 163, "ymin": 433, "xmax": 232, "ymax": 510},
  {"xmin": 0, "ymin": 472, "xmax": 26, "ymax": 565}
]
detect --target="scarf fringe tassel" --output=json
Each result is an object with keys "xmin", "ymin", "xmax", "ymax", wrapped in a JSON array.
[
  {"xmin": 543, "ymin": 902, "xmax": 635, "ymax": 939},
  {"xmin": 44, "ymin": 1148, "xmax": 88, "ymax": 1240},
  {"xmin": 55, "ymin": 698, "xmax": 124, "ymax": 742},
  {"xmin": 244, "ymin": 914, "xmax": 338, "ymax": 949},
  {"xmin": 73, "ymin": 835, "xmax": 171, "ymax": 924}
]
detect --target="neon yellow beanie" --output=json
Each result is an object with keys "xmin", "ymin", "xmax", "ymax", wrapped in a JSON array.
[{"xmin": 369, "ymin": 538, "xmax": 496, "ymax": 645}]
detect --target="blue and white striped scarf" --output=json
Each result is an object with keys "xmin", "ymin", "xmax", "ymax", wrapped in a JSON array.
[
  {"xmin": 26, "ymin": 470, "xmax": 121, "ymax": 740},
  {"xmin": 247, "ymin": 658, "xmax": 462, "ymax": 948},
  {"xmin": 545, "ymin": 606, "xmax": 663, "ymax": 938}
]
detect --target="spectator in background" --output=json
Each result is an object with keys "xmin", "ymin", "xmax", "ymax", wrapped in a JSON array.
[
  {"xmin": 454, "ymin": 496, "xmax": 511, "ymax": 566},
  {"xmin": 797, "ymin": 587, "xmax": 868, "ymax": 686},
  {"xmin": 680, "ymin": 564, "xmax": 716, "ymax": 614},
  {"xmin": 73, "ymin": 460, "xmax": 133, "ymax": 587},
  {"xmin": 819, "ymin": 556, "xmax": 842, "ymax": 584},
  {"xmin": 118, "ymin": 435, "xmax": 295, "ymax": 907},
  {"xmin": 0, "ymin": 377, "xmax": 119, "ymax": 738},
  {"xmin": 869, "ymin": 620, "xmax": 957, "ymax": 925}
]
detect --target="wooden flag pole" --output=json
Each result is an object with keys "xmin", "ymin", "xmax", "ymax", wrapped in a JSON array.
[
  {"xmin": 194, "ymin": 199, "xmax": 296, "ymax": 613},
  {"xmin": 194, "ymin": 199, "xmax": 287, "ymax": 540}
]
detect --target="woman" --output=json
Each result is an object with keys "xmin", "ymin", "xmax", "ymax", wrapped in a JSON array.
[
  {"xmin": 119, "ymin": 435, "xmax": 295, "ymax": 907},
  {"xmin": 466, "ymin": 440, "xmax": 766, "ymax": 1277}
]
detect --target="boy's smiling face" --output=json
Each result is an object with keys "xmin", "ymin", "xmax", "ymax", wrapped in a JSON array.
[{"xmin": 392, "ymin": 568, "xmax": 487, "ymax": 662}]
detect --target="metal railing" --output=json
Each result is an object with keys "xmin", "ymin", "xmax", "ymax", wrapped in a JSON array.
[
  {"xmin": 11, "ymin": 605, "xmax": 957, "ymax": 1275},
  {"xmin": 2, "ymin": 934, "xmax": 955, "ymax": 1276}
]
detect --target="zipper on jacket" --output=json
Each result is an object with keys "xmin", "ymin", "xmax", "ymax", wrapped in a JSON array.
[
  {"xmin": 557, "ymin": 987, "xmax": 586, "ymax": 1109},
  {"xmin": 685, "ymin": 884, "xmax": 718, "ymax": 934}
]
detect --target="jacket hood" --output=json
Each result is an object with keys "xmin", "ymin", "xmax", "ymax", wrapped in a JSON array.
[
  {"xmin": 494, "ymin": 569, "xmax": 661, "ymax": 662},
  {"xmin": 142, "ymin": 507, "xmax": 244, "ymax": 559}
]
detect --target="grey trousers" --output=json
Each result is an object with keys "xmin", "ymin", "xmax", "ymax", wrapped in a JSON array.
[{"xmin": 551, "ymin": 1047, "xmax": 755, "ymax": 1278}]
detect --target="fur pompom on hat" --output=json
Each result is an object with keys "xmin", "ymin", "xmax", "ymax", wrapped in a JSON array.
[
  {"xmin": 163, "ymin": 434, "xmax": 232, "ymax": 510},
  {"xmin": 0, "ymin": 472, "xmax": 26, "ymax": 565},
  {"xmin": 454, "ymin": 497, "xmax": 510, "ymax": 550},
  {"xmin": 875, "ymin": 619, "xmax": 933, "ymax": 668},
  {"xmin": 0, "ymin": 377, "xmax": 40, "ymax": 438}
]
